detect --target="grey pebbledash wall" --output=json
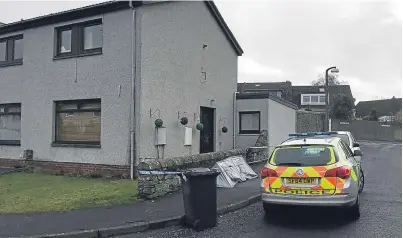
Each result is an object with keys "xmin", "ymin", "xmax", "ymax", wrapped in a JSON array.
[
  {"xmin": 136, "ymin": 1, "xmax": 238, "ymax": 159},
  {"xmin": 331, "ymin": 119, "xmax": 402, "ymax": 142},
  {"xmin": 0, "ymin": 11, "xmax": 134, "ymax": 165}
]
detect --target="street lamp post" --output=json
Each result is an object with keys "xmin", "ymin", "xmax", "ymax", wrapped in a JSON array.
[{"xmin": 324, "ymin": 66, "xmax": 339, "ymax": 131}]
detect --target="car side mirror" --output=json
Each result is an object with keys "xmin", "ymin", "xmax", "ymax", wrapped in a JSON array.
[
  {"xmin": 353, "ymin": 150, "xmax": 363, "ymax": 156},
  {"xmin": 353, "ymin": 142, "xmax": 360, "ymax": 147}
]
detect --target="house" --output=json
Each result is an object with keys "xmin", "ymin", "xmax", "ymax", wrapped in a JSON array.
[
  {"xmin": 0, "ymin": 1, "xmax": 243, "ymax": 176},
  {"xmin": 237, "ymin": 82, "xmax": 354, "ymax": 113},
  {"xmin": 237, "ymin": 81, "xmax": 293, "ymax": 101},
  {"xmin": 355, "ymin": 97, "xmax": 402, "ymax": 118},
  {"xmin": 291, "ymin": 85, "xmax": 354, "ymax": 112},
  {"xmin": 235, "ymin": 93, "xmax": 298, "ymax": 154}
]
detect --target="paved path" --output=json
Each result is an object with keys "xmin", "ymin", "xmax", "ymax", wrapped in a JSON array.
[
  {"xmin": 0, "ymin": 168, "xmax": 15, "ymax": 175},
  {"xmin": 0, "ymin": 162, "xmax": 264, "ymax": 237},
  {"xmin": 125, "ymin": 142, "xmax": 402, "ymax": 238}
]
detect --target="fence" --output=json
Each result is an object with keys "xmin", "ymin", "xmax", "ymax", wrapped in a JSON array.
[
  {"xmin": 296, "ymin": 110, "xmax": 325, "ymax": 133},
  {"xmin": 331, "ymin": 119, "xmax": 402, "ymax": 142}
]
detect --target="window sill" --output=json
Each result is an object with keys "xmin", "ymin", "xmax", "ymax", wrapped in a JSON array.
[
  {"xmin": 238, "ymin": 133, "xmax": 261, "ymax": 136},
  {"xmin": 0, "ymin": 141, "xmax": 21, "ymax": 146},
  {"xmin": 51, "ymin": 142, "xmax": 101, "ymax": 148},
  {"xmin": 53, "ymin": 51, "xmax": 102, "ymax": 61},
  {"xmin": 0, "ymin": 61, "xmax": 23, "ymax": 68}
]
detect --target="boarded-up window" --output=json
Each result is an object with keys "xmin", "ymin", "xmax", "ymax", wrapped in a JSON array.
[{"xmin": 55, "ymin": 99, "xmax": 101, "ymax": 144}]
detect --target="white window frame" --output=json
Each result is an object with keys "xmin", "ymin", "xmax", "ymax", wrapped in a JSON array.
[{"xmin": 301, "ymin": 94, "xmax": 326, "ymax": 105}]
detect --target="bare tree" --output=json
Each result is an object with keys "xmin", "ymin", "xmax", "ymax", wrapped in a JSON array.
[{"xmin": 311, "ymin": 73, "xmax": 346, "ymax": 86}]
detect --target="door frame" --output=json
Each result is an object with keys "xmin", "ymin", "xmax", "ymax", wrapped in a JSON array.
[{"xmin": 199, "ymin": 106, "xmax": 216, "ymax": 153}]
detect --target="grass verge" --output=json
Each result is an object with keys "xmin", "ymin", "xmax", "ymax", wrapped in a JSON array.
[{"xmin": 0, "ymin": 172, "xmax": 138, "ymax": 214}]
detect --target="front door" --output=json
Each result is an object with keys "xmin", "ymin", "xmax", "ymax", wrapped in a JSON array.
[{"xmin": 200, "ymin": 106, "xmax": 215, "ymax": 153}]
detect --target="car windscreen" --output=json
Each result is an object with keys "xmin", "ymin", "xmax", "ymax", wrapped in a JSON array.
[
  {"xmin": 270, "ymin": 146, "xmax": 333, "ymax": 166},
  {"xmin": 329, "ymin": 134, "xmax": 350, "ymax": 145}
]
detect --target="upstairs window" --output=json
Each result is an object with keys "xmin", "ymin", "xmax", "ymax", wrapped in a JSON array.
[
  {"xmin": 0, "ymin": 35, "xmax": 23, "ymax": 67},
  {"xmin": 54, "ymin": 19, "xmax": 103, "ymax": 59},
  {"xmin": 301, "ymin": 94, "xmax": 326, "ymax": 105}
]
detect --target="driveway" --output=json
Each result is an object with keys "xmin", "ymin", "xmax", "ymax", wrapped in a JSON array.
[{"xmin": 125, "ymin": 141, "xmax": 402, "ymax": 238}]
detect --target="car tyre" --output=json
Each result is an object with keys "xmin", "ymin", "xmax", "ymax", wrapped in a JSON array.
[
  {"xmin": 358, "ymin": 170, "xmax": 365, "ymax": 193},
  {"xmin": 348, "ymin": 196, "xmax": 361, "ymax": 220}
]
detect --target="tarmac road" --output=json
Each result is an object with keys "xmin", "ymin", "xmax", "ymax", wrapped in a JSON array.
[{"xmin": 122, "ymin": 141, "xmax": 402, "ymax": 238}]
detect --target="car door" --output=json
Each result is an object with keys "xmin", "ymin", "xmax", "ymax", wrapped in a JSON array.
[
  {"xmin": 349, "ymin": 132, "xmax": 362, "ymax": 164},
  {"xmin": 340, "ymin": 140, "xmax": 361, "ymax": 188}
]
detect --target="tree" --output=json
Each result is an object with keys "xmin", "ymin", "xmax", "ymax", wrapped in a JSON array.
[
  {"xmin": 369, "ymin": 108, "xmax": 378, "ymax": 121},
  {"xmin": 394, "ymin": 110, "xmax": 402, "ymax": 123},
  {"xmin": 311, "ymin": 73, "xmax": 346, "ymax": 86},
  {"xmin": 331, "ymin": 96, "xmax": 354, "ymax": 120}
]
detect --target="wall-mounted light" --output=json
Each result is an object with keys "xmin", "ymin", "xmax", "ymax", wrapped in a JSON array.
[
  {"xmin": 180, "ymin": 117, "xmax": 188, "ymax": 126},
  {"xmin": 154, "ymin": 119, "xmax": 163, "ymax": 128},
  {"xmin": 196, "ymin": 123, "xmax": 204, "ymax": 131}
]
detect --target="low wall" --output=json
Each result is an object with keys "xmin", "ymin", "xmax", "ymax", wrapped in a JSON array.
[
  {"xmin": 138, "ymin": 149, "xmax": 248, "ymax": 199},
  {"xmin": 0, "ymin": 158, "xmax": 130, "ymax": 178},
  {"xmin": 296, "ymin": 110, "xmax": 325, "ymax": 132},
  {"xmin": 332, "ymin": 119, "xmax": 402, "ymax": 142}
]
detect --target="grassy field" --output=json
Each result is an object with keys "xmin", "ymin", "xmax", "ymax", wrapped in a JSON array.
[{"xmin": 0, "ymin": 172, "xmax": 138, "ymax": 214}]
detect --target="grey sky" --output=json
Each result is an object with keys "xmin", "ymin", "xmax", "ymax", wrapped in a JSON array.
[{"xmin": 0, "ymin": 0, "xmax": 401, "ymax": 102}]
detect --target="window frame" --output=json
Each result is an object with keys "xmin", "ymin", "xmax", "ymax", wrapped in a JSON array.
[
  {"xmin": 300, "ymin": 93, "xmax": 326, "ymax": 105},
  {"xmin": 53, "ymin": 98, "xmax": 101, "ymax": 146},
  {"xmin": 54, "ymin": 19, "xmax": 103, "ymax": 59},
  {"xmin": 0, "ymin": 103, "xmax": 22, "ymax": 146},
  {"xmin": 0, "ymin": 34, "xmax": 23, "ymax": 67},
  {"xmin": 239, "ymin": 111, "xmax": 261, "ymax": 135}
]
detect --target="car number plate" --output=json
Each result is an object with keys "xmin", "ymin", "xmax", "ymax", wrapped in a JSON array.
[{"xmin": 286, "ymin": 178, "xmax": 317, "ymax": 185}]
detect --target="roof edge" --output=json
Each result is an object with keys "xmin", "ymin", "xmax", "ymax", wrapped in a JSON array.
[
  {"xmin": 204, "ymin": 1, "xmax": 243, "ymax": 56},
  {"xmin": 0, "ymin": 1, "xmax": 243, "ymax": 56},
  {"xmin": 0, "ymin": 1, "xmax": 141, "ymax": 35},
  {"xmin": 236, "ymin": 93, "xmax": 298, "ymax": 110}
]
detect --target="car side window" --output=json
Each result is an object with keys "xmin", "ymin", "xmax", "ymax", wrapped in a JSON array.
[
  {"xmin": 340, "ymin": 141, "xmax": 354, "ymax": 158},
  {"xmin": 349, "ymin": 132, "xmax": 356, "ymax": 143},
  {"xmin": 336, "ymin": 142, "xmax": 348, "ymax": 159}
]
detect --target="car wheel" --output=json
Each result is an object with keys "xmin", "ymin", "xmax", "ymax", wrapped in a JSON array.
[
  {"xmin": 359, "ymin": 170, "xmax": 365, "ymax": 193},
  {"xmin": 348, "ymin": 196, "xmax": 361, "ymax": 220}
]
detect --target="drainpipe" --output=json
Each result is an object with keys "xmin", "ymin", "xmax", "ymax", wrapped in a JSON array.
[
  {"xmin": 129, "ymin": 1, "xmax": 137, "ymax": 180},
  {"xmin": 233, "ymin": 91, "xmax": 239, "ymax": 149}
]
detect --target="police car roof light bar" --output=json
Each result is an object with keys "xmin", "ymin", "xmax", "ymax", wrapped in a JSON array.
[{"xmin": 288, "ymin": 131, "xmax": 338, "ymax": 137}]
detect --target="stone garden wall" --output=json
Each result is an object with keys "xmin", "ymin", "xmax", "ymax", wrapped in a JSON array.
[
  {"xmin": 296, "ymin": 110, "xmax": 325, "ymax": 132},
  {"xmin": 137, "ymin": 149, "xmax": 247, "ymax": 199}
]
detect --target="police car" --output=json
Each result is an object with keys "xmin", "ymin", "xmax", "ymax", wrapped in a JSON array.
[{"xmin": 260, "ymin": 132, "xmax": 365, "ymax": 220}]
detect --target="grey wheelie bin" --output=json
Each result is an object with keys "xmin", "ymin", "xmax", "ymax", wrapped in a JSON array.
[{"xmin": 179, "ymin": 168, "xmax": 221, "ymax": 231}]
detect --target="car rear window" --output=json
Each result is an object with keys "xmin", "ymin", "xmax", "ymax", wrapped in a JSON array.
[{"xmin": 270, "ymin": 146, "xmax": 334, "ymax": 166}]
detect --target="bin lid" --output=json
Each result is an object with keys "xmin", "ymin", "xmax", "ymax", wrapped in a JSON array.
[{"xmin": 183, "ymin": 167, "xmax": 220, "ymax": 177}]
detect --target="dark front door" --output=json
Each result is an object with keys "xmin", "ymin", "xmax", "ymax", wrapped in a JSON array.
[{"xmin": 200, "ymin": 106, "xmax": 215, "ymax": 153}]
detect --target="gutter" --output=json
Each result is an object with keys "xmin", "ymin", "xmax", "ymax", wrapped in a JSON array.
[
  {"xmin": 233, "ymin": 91, "xmax": 239, "ymax": 148},
  {"xmin": 129, "ymin": 1, "xmax": 137, "ymax": 180}
]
